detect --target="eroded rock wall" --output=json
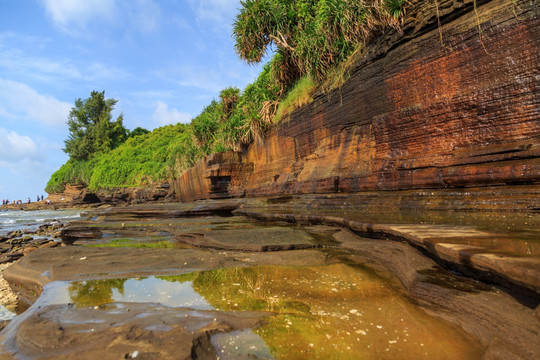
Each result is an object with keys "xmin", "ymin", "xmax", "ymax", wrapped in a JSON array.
[{"xmin": 176, "ymin": 0, "xmax": 539, "ymax": 202}]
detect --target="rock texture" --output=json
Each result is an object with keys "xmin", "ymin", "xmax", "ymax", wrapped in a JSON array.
[
  {"xmin": 46, "ymin": 183, "xmax": 173, "ymax": 208},
  {"xmin": 175, "ymin": 0, "xmax": 539, "ymax": 202}
]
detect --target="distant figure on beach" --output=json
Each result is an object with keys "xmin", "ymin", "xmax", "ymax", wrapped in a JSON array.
[
  {"xmin": 41, "ymin": 195, "xmax": 44, "ymax": 201},
  {"xmin": 27, "ymin": 197, "xmax": 31, "ymax": 204},
  {"xmin": 37, "ymin": 195, "xmax": 40, "ymax": 202}
]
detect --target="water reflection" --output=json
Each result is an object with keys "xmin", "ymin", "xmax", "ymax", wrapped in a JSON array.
[
  {"xmin": 186, "ymin": 264, "xmax": 484, "ymax": 359},
  {"xmin": 68, "ymin": 276, "xmax": 211, "ymax": 310},
  {"xmin": 63, "ymin": 264, "xmax": 483, "ymax": 359},
  {"xmin": 69, "ymin": 279, "xmax": 126, "ymax": 307}
]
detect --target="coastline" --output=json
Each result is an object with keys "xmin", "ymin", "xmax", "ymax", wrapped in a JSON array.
[{"xmin": 0, "ymin": 205, "xmax": 86, "ymax": 323}]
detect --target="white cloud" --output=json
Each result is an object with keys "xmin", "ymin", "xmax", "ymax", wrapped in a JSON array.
[
  {"xmin": 188, "ymin": 0, "xmax": 240, "ymax": 31},
  {"xmin": 40, "ymin": 0, "xmax": 162, "ymax": 36},
  {"xmin": 155, "ymin": 64, "xmax": 225, "ymax": 94},
  {"xmin": 86, "ymin": 63, "xmax": 130, "ymax": 81},
  {"xmin": 40, "ymin": 0, "xmax": 117, "ymax": 34},
  {"xmin": 126, "ymin": 0, "xmax": 162, "ymax": 34},
  {"xmin": 0, "ymin": 45, "xmax": 81, "ymax": 82},
  {"xmin": 0, "ymin": 128, "xmax": 41, "ymax": 162},
  {"xmin": 0, "ymin": 78, "xmax": 71, "ymax": 127},
  {"xmin": 0, "ymin": 33, "xmax": 129, "ymax": 84},
  {"xmin": 152, "ymin": 101, "xmax": 191, "ymax": 126}
]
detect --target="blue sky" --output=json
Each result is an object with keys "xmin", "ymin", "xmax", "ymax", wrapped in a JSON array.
[{"xmin": 0, "ymin": 0, "xmax": 266, "ymax": 201}]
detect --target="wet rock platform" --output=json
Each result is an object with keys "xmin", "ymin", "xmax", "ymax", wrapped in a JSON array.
[
  {"xmin": 0, "ymin": 197, "xmax": 539, "ymax": 359},
  {"xmin": 235, "ymin": 191, "xmax": 540, "ymax": 301}
]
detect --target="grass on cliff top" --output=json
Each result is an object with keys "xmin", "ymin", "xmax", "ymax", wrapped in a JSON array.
[{"xmin": 274, "ymin": 76, "xmax": 317, "ymax": 123}]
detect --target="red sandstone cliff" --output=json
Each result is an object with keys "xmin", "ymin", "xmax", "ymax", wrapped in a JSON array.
[{"xmin": 175, "ymin": 0, "xmax": 539, "ymax": 203}]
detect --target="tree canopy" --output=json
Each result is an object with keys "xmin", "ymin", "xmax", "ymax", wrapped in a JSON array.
[
  {"xmin": 233, "ymin": 0, "xmax": 406, "ymax": 84},
  {"xmin": 63, "ymin": 90, "xmax": 129, "ymax": 160}
]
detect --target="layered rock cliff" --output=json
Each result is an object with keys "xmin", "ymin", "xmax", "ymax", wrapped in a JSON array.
[{"xmin": 175, "ymin": 0, "xmax": 539, "ymax": 204}]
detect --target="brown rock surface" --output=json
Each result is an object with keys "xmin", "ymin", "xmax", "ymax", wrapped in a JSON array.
[
  {"xmin": 2, "ymin": 246, "xmax": 329, "ymax": 306},
  {"xmin": 174, "ymin": 226, "xmax": 321, "ymax": 252},
  {"xmin": 0, "ymin": 303, "xmax": 269, "ymax": 360}
]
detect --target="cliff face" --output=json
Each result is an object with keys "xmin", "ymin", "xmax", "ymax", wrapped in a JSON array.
[{"xmin": 176, "ymin": 0, "xmax": 539, "ymax": 202}]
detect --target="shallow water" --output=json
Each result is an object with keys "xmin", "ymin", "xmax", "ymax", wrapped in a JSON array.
[
  {"xmin": 0, "ymin": 209, "xmax": 82, "ymax": 235},
  {"xmin": 247, "ymin": 207, "xmax": 540, "ymax": 257},
  {"xmin": 20, "ymin": 264, "xmax": 484, "ymax": 359},
  {"xmin": 0, "ymin": 306, "xmax": 15, "ymax": 321}
]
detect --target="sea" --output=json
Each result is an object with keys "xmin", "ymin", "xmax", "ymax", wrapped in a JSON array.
[{"xmin": 0, "ymin": 209, "xmax": 83, "ymax": 236}]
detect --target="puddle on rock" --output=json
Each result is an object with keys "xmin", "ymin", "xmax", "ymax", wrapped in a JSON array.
[
  {"xmin": 212, "ymin": 329, "xmax": 274, "ymax": 359},
  {"xmin": 11, "ymin": 264, "xmax": 486, "ymax": 359},
  {"xmin": 62, "ymin": 276, "xmax": 213, "ymax": 309},
  {"xmin": 190, "ymin": 264, "xmax": 484, "ymax": 359}
]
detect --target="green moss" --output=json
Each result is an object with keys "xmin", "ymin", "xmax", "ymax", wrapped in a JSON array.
[{"xmin": 86, "ymin": 240, "xmax": 174, "ymax": 249}]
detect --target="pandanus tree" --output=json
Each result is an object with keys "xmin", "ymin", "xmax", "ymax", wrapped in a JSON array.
[{"xmin": 233, "ymin": 0, "xmax": 407, "ymax": 85}]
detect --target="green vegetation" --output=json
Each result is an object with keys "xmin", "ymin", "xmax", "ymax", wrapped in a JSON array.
[
  {"xmin": 45, "ymin": 158, "xmax": 97, "ymax": 193},
  {"xmin": 64, "ymin": 90, "xmax": 129, "ymax": 161},
  {"xmin": 46, "ymin": 122, "xmax": 197, "ymax": 192},
  {"xmin": 233, "ymin": 0, "xmax": 407, "ymax": 82},
  {"xmin": 48, "ymin": 0, "xmax": 409, "ymax": 193},
  {"xmin": 88, "ymin": 124, "xmax": 192, "ymax": 189},
  {"xmin": 69, "ymin": 278, "xmax": 126, "ymax": 307},
  {"xmin": 86, "ymin": 239, "xmax": 175, "ymax": 249},
  {"xmin": 274, "ymin": 75, "xmax": 317, "ymax": 122}
]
